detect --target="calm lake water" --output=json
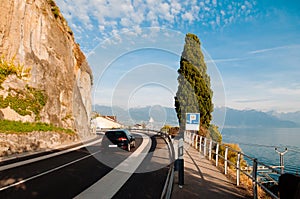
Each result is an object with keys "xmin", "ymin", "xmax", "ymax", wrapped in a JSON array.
[{"xmin": 221, "ymin": 128, "xmax": 300, "ymax": 174}]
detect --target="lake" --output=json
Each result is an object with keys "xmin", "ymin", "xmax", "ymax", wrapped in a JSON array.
[{"xmin": 221, "ymin": 128, "xmax": 300, "ymax": 174}]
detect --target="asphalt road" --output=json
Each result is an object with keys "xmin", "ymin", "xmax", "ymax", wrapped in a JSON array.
[
  {"xmin": 0, "ymin": 132, "xmax": 171, "ymax": 199},
  {"xmin": 113, "ymin": 135, "xmax": 171, "ymax": 199}
]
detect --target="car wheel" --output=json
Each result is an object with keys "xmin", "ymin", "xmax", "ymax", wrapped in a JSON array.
[{"xmin": 127, "ymin": 143, "xmax": 131, "ymax": 152}]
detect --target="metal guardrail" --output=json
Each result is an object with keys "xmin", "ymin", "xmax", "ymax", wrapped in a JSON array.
[
  {"xmin": 129, "ymin": 128, "xmax": 175, "ymax": 199},
  {"xmin": 184, "ymin": 131, "xmax": 281, "ymax": 199},
  {"xmin": 159, "ymin": 131, "xmax": 175, "ymax": 199}
]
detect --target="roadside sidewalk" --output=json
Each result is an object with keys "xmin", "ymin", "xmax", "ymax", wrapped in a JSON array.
[{"xmin": 172, "ymin": 144, "xmax": 251, "ymax": 199}]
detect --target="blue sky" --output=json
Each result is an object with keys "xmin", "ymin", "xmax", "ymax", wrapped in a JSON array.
[{"xmin": 57, "ymin": 0, "xmax": 300, "ymax": 113}]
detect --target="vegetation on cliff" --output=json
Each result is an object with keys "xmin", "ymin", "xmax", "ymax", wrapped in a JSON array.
[
  {"xmin": 0, "ymin": 56, "xmax": 30, "ymax": 86},
  {"xmin": 47, "ymin": 0, "xmax": 74, "ymax": 37},
  {"xmin": 0, "ymin": 56, "xmax": 47, "ymax": 120},
  {"xmin": 0, "ymin": 119, "xmax": 74, "ymax": 134}
]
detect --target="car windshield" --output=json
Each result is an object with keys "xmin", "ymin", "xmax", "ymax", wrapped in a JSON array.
[{"xmin": 105, "ymin": 131, "xmax": 127, "ymax": 140}]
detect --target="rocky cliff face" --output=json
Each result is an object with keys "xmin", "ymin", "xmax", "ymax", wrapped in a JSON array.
[{"xmin": 0, "ymin": 0, "xmax": 93, "ymax": 136}]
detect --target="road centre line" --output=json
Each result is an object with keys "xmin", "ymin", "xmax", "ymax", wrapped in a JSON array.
[
  {"xmin": 0, "ymin": 151, "xmax": 101, "ymax": 191},
  {"xmin": 75, "ymin": 133, "xmax": 152, "ymax": 199}
]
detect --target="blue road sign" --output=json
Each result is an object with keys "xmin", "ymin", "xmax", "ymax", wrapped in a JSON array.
[
  {"xmin": 186, "ymin": 113, "xmax": 200, "ymax": 131},
  {"xmin": 186, "ymin": 113, "xmax": 200, "ymax": 124}
]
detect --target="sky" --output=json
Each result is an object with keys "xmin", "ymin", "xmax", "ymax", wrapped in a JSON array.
[{"xmin": 56, "ymin": 0, "xmax": 300, "ymax": 113}]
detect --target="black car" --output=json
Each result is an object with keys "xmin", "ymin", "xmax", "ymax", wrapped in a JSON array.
[{"xmin": 102, "ymin": 129, "xmax": 136, "ymax": 152}]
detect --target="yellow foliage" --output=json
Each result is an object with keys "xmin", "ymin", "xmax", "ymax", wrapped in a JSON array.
[{"xmin": 0, "ymin": 55, "xmax": 31, "ymax": 85}]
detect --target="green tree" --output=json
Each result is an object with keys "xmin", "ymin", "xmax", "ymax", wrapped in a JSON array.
[{"xmin": 175, "ymin": 33, "xmax": 213, "ymax": 132}]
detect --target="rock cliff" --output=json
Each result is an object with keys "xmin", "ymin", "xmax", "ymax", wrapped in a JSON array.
[{"xmin": 0, "ymin": 0, "xmax": 93, "ymax": 136}]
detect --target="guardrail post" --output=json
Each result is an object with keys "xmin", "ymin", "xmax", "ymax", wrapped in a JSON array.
[
  {"xmin": 185, "ymin": 131, "xmax": 187, "ymax": 142},
  {"xmin": 193, "ymin": 133, "xmax": 195, "ymax": 147},
  {"xmin": 195, "ymin": 135, "xmax": 198, "ymax": 150},
  {"xmin": 199, "ymin": 136, "xmax": 202, "ymax": 153},
  {"xmin": 192, "ymin": 134, "xmax": 195, "ymax": 147},
  {"xmin": 252, "ymin": 158, "xmax": 258, "ymax": 199},
  {"xmin": 187, "ymin": 132, "xmax": 190, "ymax": 144},
  {"xmin": 237, "ymin": 152, "xmax": 240, "ymax": 186},
  {"xmin": 224, "ymin": 146, "xmax": 228, "ymax": 175},
  {"xmin": 216, "ymin": 143, "xmax": 219, "ymax": 167},
  {"xmin": 203, "ymin": 138, "xmax": 207, "ymax": 156},
  {"xmin": 209, "ymin": 140, "xmax": 212, "ymax": 160},
  {"xmin": 178, "ymin": 138, "xmax": 184, "ymax": 188}
]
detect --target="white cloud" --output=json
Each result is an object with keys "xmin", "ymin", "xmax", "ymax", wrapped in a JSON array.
[
  {"xmin": 206, "ymin": 57, "xmax": 246, "ymax": 63},
  {"xmin": 99, "ymin": 25, "xmax": 105, "ymax": 31},
  {"xmin": 57, "ymin": 0, "xmax": 259, "ymax": 45},
  {"xmin": 221, "ymin": 73, "xmax": 300, "ymax": 112},
  {"xmin": 171, "ymin": 1, "xmax": 182, "ymax": 15},
  {"xmin": 248, "ymin": 45, "xmax": 300, "ymax": 54},
  {"xmin": 270, "ymin": 87, "xmax": 300, "ymax": 96},
  {"xmin": 159, "ymin": 2, "xmax": 170, "ymax": 14},
  {"xmin": 182, "ymin": 12, "xmax": 194, "ymax": 23},
  {"xmin": 220, "ymin": 10, "xmax": 225, "ymax": 16},
  {"xmin": 204, "ymin": 6, "xmax": 210, "ymax": 11},
  {"xmin": 120, "ymin": 18, "xmax": 132, "ymax": 27},
  {"xmin": 146, "ymin": 10, "xmax": 159, "ymax": 26}
]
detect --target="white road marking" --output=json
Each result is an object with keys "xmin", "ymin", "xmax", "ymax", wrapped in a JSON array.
[
  {"xmin": 75, "ymin": 133, "xmax": 151, "ymax": 199},
  {"xmin": 0, "ymin": 138, "xmax": 102, "ymax": 172},
  {"xmin": 0, "ymin": 151, "xmax": 100, "ymax": 191}
]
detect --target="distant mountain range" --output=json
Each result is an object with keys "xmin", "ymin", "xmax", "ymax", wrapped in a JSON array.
[
  {"xmin": 93, "ymin": 105, "xmax": 300, "ymax": 128},
  {"xmin": 213, "ymin": 107, "xmax": 300, "ymax": 128},
  {"xmin": 267, "ymin": 111, "xmax": 300, "ymax": 125},
  {"xmin": 93, "ymin": 105, "xmax": 178, "ymax": 128}
]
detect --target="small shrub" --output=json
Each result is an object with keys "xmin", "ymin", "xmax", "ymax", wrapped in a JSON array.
[
  {"xmin": 47, "ymin": 0, "xmax": 56, "ymax": 7},
  {"xmin": 51, "ymin": 7, "xmax": 60, "ymax": 18},
  {"xmin": 0, "ymin": 95, "xmax": 9, "ymax": 108},
  {"xmin": 0, "ymin": 55, "xmax": 24, "ymax": 86}
]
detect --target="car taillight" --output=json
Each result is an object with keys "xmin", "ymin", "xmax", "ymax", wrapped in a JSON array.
[{"xmin": 118, "ymin": 137, "xmax": 127, "ymax": 141}]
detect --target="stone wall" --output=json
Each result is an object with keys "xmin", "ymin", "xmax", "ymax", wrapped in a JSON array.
[{"xmin": 0, "ymin": 132, "xmax": 79, "ymax": 158}]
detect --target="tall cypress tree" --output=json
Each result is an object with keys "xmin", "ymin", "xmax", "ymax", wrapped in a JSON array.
[{"xmin": 175, "ymin": 33, "xmax": 213, "ymax": 131}]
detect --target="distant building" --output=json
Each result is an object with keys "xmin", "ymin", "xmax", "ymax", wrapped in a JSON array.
[
  {"xmin": 133, "ymin": 124, "xmax": 144, "ymax": 129},
  {"xmin": 91, "ymin": 116, "xmax": 123, "ymax": 131},
  {"xmin": 147, "ymin": 117, "xmax": 154, "ymax": 129}
]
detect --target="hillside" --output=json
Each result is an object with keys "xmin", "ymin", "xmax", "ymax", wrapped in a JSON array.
[
  {"xmin": 268, "ymin": 111, "xmax": 300, "ymax": 125},
  {"xmin": 212, "ymin": 107, "xmax": 299, "ymax": 128}
]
